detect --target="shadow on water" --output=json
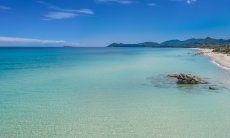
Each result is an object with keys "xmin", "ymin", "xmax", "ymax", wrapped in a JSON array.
[
  {"xmin": 146, "ymin": 74, "xmax": 228, "ymax": 93},
  {"xmin": 146, "ymin": 75, "xmax": 176, "ymax": 88}
]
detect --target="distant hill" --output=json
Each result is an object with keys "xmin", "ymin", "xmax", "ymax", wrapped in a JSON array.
[
  {"xmin": 107, "ymin": 37, "xmax": 230, "ymax": 48},
  {"xmin": 108, "ymin": 42, "xmax": 161, "ymax": 48}
]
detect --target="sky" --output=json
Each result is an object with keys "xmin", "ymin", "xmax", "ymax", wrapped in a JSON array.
[{"xmin": 0, "ymin": 0, "xmax": 230, "ymax": 47}]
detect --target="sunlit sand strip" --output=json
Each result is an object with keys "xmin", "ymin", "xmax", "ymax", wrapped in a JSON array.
[{"xmin": 198, "ymin": 48, "xmax": 230, "ymax": 70}]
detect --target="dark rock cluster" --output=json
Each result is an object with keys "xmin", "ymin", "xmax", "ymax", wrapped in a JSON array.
[{"xmin": 167, "ymin": 73, "xmax": 208, "ymax": 84}]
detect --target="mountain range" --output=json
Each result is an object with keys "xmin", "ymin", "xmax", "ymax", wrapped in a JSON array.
[{"xmin": 107, "ymin": 37, "xmax": 230, "ymax": 48}]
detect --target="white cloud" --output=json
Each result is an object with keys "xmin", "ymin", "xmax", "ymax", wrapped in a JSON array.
[
  {"xmin": 0, "ymin": 36, "xmax": 79, "ymax": 47},
  {"xmin": 44, "ymin": 12, "xmax": 78, "ymax": 20},
  {"xmin": 186, "ymin": 0, "xmax": 197, "ymax": 4},
  {"xmin": 147, "ymin": 3, "xmax": 157, "ymax": 7},
  {"xmin": 77, "ymin": 9, "xmax": 94, "ymax": 15},
  {"xmin": 171, "ymin": 0, "xmax": 197, "ymax": 4},
  {"xmin": 96, "ymin": 0, "xmax": 135, "ymax": 4},
  {"xmin": 37, "ymin": 1, "xmax": 94, "ymax": 20},
  {"xmin": 0, "ymin": 5, "xmax": 11, "ymax": 10}
]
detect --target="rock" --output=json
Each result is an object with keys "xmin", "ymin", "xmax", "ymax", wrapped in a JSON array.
[
  {"xmin": 190, "ymin": 80, "xmax": 196, "ymax": 84},
  {"xmin": 167, "ymin": 73, "xmax": 178, "ymax": 78},
  {"xmin": 167, "ymin": 73, "xmax": 208, "ymax": 84},
  {"xmin": 209, "ymin": 86, "xmax": 218, "ymax": 90}
]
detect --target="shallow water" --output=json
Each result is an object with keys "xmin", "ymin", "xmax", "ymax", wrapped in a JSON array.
[{"xmin": 0, "ymin": 47, "xmax": 230, "ymax": 138}]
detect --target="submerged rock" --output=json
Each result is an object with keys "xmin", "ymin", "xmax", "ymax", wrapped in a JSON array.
[
  {"xmin": 167, "ymin": 73, "xmax": 208, "ymax": 84},
  {"xmin": 209, "ymin": 86, "xmax": 218, "ymax": 90}
]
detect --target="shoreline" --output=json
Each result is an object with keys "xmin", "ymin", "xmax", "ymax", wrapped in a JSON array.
[{"xmin": 198, "ymin": 48, "xmax": 230, "ymax": 70}]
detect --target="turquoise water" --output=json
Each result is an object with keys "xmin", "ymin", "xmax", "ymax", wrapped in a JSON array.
[{"xmin": 0, "ymin": 48, "xmax": 230, "ymax": 138}]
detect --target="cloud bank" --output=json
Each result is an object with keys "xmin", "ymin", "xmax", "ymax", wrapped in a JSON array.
[{"xmin": 0, "ymin": 36, "xmax": 79, "ymax": 47}]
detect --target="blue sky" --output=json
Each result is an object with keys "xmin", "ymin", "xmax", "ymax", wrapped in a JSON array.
[{"xmin": 0, "ymin": 0, "xmax": 230, "ymax": 47}]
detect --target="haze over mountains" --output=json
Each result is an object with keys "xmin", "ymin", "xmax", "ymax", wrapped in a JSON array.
[{"xmin": 108, "ymin": 37, "xmax": 230, "ymax": 48}]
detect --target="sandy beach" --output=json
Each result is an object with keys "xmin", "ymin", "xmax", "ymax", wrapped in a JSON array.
[{"xmin": 198, "ymin": 48, "xmax": 230, "ymax": 69}]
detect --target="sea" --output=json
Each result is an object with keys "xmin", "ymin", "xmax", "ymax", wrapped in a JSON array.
[{"xmin": 0, "ymin": 47, "xmax": 230, "ymax": 137}]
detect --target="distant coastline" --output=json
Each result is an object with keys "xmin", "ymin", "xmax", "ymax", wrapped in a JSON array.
[
  {"xmin": 107, "ymin": 37, "xmax": 230, "ymax": 70},
  {"xmin": 107, "ymin": 37, "xmax": 230, "ymax": 48}
]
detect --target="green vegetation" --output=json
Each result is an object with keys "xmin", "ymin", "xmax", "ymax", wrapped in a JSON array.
[{"xmin": 213, "ymin": 45, "xmax": 230, "ymax": 54}]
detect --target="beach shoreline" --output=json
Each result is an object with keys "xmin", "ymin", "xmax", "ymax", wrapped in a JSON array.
[{"xmin": 198, "ymin": 48, "xmax": 230, "ymax": 70}]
